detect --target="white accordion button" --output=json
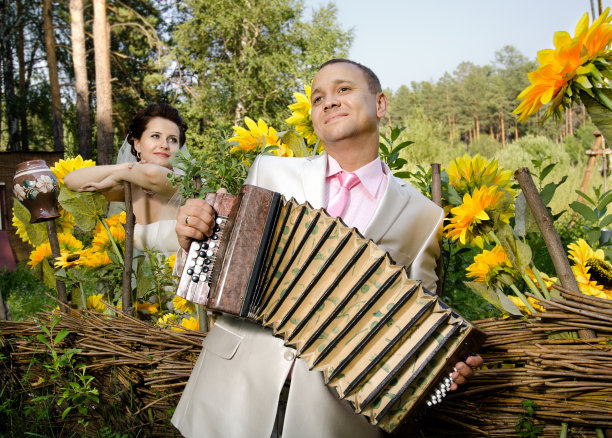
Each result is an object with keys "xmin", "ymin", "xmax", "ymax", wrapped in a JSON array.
[
  {"xmin": 194, "ymin": 265, "xmax": 202, "ymax": 274},
  {"xmin": 196, "ymin": 258, "xmax": 204, "ymax": 266},
  {"xmin": 215, "ymin": 218, "xmax": 223, "ymax": 224}
]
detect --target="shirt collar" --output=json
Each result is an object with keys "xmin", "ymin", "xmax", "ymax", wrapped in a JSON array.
[{"xmin": 326, "ymin": 154, "xmax": 387, "ymax": 198}]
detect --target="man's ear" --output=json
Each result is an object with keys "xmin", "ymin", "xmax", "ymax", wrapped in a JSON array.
[{"xmin": 376, "ymin": 92, "xmax": 388, "ymax": 119}]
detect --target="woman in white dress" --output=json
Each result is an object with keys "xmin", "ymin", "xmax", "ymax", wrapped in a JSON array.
[{"xmin": 64, "ymin": 103, "xmax": 187, "ymax": 256}]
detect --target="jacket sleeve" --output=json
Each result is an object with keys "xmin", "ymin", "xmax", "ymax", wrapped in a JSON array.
[{"xmin": 407, "ymin": 210, "xmax": 443, "ymax": 293}]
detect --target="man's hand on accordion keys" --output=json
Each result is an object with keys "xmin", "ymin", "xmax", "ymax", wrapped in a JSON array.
[
  {"xmin": 176, "ymin": 189, "xmax": 228, "ymax": 251},
  {"xmin": 450, "ymin": 354, "xmax": 483, "ymax": 390}
]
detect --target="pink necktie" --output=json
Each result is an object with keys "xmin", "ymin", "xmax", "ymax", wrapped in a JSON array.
[{"xmin": 327, "ymin": 171, "xmax": 360, "ymax": 218}]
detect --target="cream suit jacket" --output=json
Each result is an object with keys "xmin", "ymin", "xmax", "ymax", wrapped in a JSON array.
[{"xmin": 172, "ymin": 153, "xmax": 444, "ymax": 438}]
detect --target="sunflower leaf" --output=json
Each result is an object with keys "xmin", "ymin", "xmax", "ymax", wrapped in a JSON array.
[
  {"xmin": 514, "ymin": 193, "xmax": 538, "ymax": 237},
  {"xmin": 581, "ymin": 89, "xmax": 612, "ymax": 141},
  {"xmin": 58, "ymin": 187, "xmax": 107, "ymax": 232},
  {"xmin": 463, "ymin": 281, "xmax": 522, "ymax": 316},
  {"xmin": 12, "ymin": 200, "xmax": 50, "ymax": 246}
]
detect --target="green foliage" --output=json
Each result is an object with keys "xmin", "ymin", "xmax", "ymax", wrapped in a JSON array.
[
  {"xmin": 170, "ymin": 139, "xmax": 250, "ymax": 197},
  {"xmin": 173, "ymin": 0, "xmax": 352, "ymax": 148},
  {"xmin": 570, "ymin": 185, "xmax": 612, "ymax": 256},
  {"xmin": 12, "ymin": 200, "xmax": 49, "ymax": 246},
  {"xmin": 58, "ymin": 188, "xmax": 108, "ymax": 232},
  {"xmin": 379, "ymin": 126, "xmax": 413, "ymax": 177},
  {"xmin": 32, "ymin": 315, "xmax": 99, "ymax": 424},
  {"xmin": 515, "ymin": 400, "xmax": 544, "ymax": 438},
  {"xmin": 0, "ymin": 264, "xmax": 55, "ymax": 321}
]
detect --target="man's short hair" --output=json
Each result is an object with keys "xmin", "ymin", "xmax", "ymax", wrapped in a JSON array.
[{"xmin": 317, "ymin": 59, "xmax": 382, "ymax": 94}]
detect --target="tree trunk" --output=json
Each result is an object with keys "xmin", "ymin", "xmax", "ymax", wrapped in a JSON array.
[
  {"xmin": 70, "ymin": 0, "xmax": 92, "ymax": 159},
  {"xmin": 514, "ymin": 120, "xmax": 519, "ymax": 140},
  {"xmin": 568, "ymin": 106, "xmax": 573, "ymax": 136},
  {"xmin": 475, "ymin": 115, "xmax": 480, "ymax": 141},
  {"xmin": 500, "ymin": 108, "xmax": 506, "ymax": 148},
  {"xmin": 16, "ymin": 0, "xmax": 28, "ymax": 151},
  {"xmin": 0, "ymin": 0, "xmax": 20, "ymax": 151},
  {"xmin": 93, "ymin": 0, "xmax": 113, "ymax": 164},
  {"xmin": 43, "ymin": 0, "xmax": 64, "ymax": 152}
]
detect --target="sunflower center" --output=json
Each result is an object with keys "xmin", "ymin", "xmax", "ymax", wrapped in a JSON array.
[{"xmin": 585, "ymin": 258, "xmax": 612, "ymax": 288}]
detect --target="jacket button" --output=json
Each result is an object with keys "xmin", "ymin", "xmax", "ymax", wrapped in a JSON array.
[{"xmin": 283, "ymin": 349, "xmax": 296, "ymax": 361}]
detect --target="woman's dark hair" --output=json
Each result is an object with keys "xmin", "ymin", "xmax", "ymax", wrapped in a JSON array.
[{"xmin": 127, "ymin": 103, "xmax": 188, "ymax": 159}]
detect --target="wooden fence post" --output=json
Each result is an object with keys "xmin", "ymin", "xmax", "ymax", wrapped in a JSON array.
[{"xmin": 514, "ymin": 167, "xmax": 596, "ymax": 339}]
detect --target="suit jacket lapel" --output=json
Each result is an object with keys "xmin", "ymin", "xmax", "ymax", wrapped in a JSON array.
[
  {"xmin": 300, "ymin": 152, "xmax": 327, "ymax": 209},
  {"xmin": 364, "ymin": 168, "xmax": 412, "ymax": 242}
]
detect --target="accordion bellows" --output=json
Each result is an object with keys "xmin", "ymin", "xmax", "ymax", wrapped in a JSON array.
[{"xmin": 176, "ymin": 185, "xmax": 485, "ymax": 433}]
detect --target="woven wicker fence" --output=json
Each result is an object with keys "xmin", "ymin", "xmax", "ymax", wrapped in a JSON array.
[{"xmin": 1, "ymin": 288, "xmax": 611, "ymax": 437}]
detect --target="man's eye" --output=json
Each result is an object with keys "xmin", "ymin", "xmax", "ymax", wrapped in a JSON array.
[
  {"xmin": 339, "ymin": 87, "xmax": 349, "ymax": 93},
  {"xmin": 313, "ymin": 96, "xmax": 322, "ymax": 104}
]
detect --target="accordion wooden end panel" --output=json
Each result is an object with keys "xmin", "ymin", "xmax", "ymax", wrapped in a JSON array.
[{"xmin": 175, "ymin": 184, "xmax": 486, "ymax": 433}]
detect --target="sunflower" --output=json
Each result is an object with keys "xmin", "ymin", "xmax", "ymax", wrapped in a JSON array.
[
  {"xmin": 91, "ymin": 221, "xmax": 125, "ymax": 255},
  {"xmin": 466, "ymin": 244, "xmax": 518, "ymax": 288},
  {"xmin": 514, "ymin": 8, "xmax": 612, "ymax": 122},
  {"xmin": 76, "ymin": 248, "xmax": 111, "ymax": 268},
  {"xmin": 50, "ymin": 155, "xmax": 96, "ymax": 184},
  {"xmin": 12, "ymin": 205, "xmax": 75, "ymax": 245},
  {"xmin": 172, "ymin": 295, "xmax": 196, "ymax": 314},
  {"xmin": 135, "ymin": 301, "xmax": 159, "ymax": 314},
  {"xmin": 172, "ymin": 316, "xmax": 199, "ymax": 331},
  {"xmin": 28, "ymin": 233, "xmax": 84, "ymax": 268},
  {"xmin": 93, "ymin": 212, "xmax": 126, "ymax": 237},
  {"xmin": 286, "ymin": 85, "xmax": 318, "ymax": 145},
  {"xmin": 508, "ymin": 295, "xmax": 546, "ymax": 315},
  {"xmin": 445, "ymin": 185, "xmax": 507, "ymax": 247},
  {"xmin": 165, "ymin": 253, "xmax": 177, "ymax": 272},
  {"xmin": 55, "ymin": 251, "xmax": 83, "ymax": 269},
  {"xmin": 86, "ymin": 294, "xmax": 106, "ymax": 312},
  {"xmin": 156, "ymin": 313, "xmax": 179, "ymax": 328},
  {"xmin": 227, "ymin": 117, "xmax": 292, "ymax": 157},
  {"xmin": 568, "ymin": 238, "xmax": 612, "ymax": 299},
  {"xmin": 447, "ymin": 154, "xmax": 515, "ymax": 199},
  {"xmin": 526, "ymin": 266, "xmax": 558, "ymax": 291}
]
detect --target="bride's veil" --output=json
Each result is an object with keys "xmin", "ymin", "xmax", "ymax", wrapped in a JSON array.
[{"xmin": 108, "ymin": 136, "xmax": 191, "ymax": 222}]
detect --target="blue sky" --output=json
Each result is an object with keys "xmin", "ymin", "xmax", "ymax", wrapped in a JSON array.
[{"xmin": 303, "ymin": 0, "xmax": 611, "ymax": 91}]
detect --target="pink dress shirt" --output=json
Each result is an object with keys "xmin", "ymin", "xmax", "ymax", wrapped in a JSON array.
[{"xmin": 324, "ymin": 154, "xmax": 388, "ymax": 234}]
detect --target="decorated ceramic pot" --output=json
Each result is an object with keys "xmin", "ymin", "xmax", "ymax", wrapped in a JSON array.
[{"xmin": 13, "ymin": 160, "xmax": 60, "ymax": 223}]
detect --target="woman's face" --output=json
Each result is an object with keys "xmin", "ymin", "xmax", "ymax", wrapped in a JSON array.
[{"xmin": 134, "ymin": 117, "xmax": 181, "ymax": 169}]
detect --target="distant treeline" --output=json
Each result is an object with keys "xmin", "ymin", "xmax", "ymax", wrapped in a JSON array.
[{"xmin": 384, "ymin": 46, "xmax": 586, "ymax": 147}]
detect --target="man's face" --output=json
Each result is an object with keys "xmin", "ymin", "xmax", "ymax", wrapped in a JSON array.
[{"xmin": 310, "ymin": 63, "xmax": 385, "ymax": 147}]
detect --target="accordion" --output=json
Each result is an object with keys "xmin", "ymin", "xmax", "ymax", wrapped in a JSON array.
[{"xmin": 176, "ymin": 184, "xmax": 485, "ymax": 433}]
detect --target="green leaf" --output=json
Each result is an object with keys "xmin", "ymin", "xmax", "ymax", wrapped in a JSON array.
[
  {"xmin": 596, "ymin": 191, "xmax": 612, "ymax": 215},
  {"xmin": 539, "ymin": 163, "xmax": 555, "ymax": 182},
  {"xmin": 281, "ymin": 130, "xmax": 309, "ymax": 158},
  {"xmin": 575, "ymin": 190, "xmax": 596, "ymax": 206},
  {"xmin": 463, "ymin": 282, "xmax": 522, "ymax": 316},
  {"xmin": 539, "ymin": 182, "xmax": 557, "ymax": 207},
  {"xmin": 12, "ymin": 199, "xmax": 49, "ymax": 246},
  {"xmin": 581, "ymin": 89, "xmax": 612, "ymax": 141},
  {"xmin": 600, "ymin": 213, "xmax": 612, "ymax": 228},
  {"xmin": 496, "ymin": 222, "xmax": 532, "ymax": 271},
  {"xmin": 62, "ymin": 406, "xmax": 72, "ymax": 419},
  {"xmin": 514, "ymin": 193, "xmax": 538, "ymax": 237},
  {"xmin": 58, "ymin": 187, "xmax": 107, "ymax": 232},
  {"xmin": 569, "ymin": 201, "xmax": 598, "ymax": 223},
  {"xmin": 54, "ymin": 329, "xmax": 69, "ymax": 345}
]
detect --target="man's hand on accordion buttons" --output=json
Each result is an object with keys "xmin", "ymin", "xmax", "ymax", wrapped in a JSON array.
[
  {"xmin": 176, "ymin": 198, "xmax": 217, "ymax": 250},
  {"xmin": 450, "ymin": 354, "xmax": 483, "ymax": 390}
]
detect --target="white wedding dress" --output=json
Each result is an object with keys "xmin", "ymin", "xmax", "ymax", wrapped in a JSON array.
[{"xmin": 133, "ymin": 219, "xmax": 181, "ymax": 256}]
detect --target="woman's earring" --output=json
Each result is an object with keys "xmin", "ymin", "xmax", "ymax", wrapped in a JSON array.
[{"xmin": 137, "ymin": 152, "xmax": 141, "ymax": 161}]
